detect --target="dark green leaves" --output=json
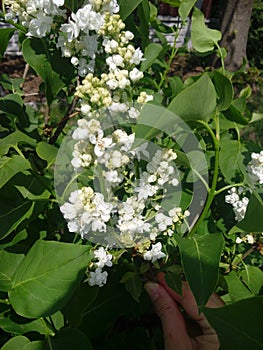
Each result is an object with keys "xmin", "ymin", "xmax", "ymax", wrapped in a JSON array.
[
  {"xmin": 202, "ymin": 297, "xmax": 263, "ymax": 350},
  {"xmin": 9, "ymin": 240, "xmax": 91, "ymax": 318},
  {"xmin": 175, "ymin": 234, "xmax": 224, "ymax": 306},
  {"xmin": 219, "ymin": 140, "xmax": 244, "ymax": 182},
  {"xmin": 22, "ymin": 38, "xmax": 74, "ymax": 105},
  {"xmin": 236, "ymin": 192, "xmax": 263, "ymax": 232},
  {"xmin": 121, "ymin": 272, "xmax": 142, "ymax": 302},
  {"xmin": 213, "ymin": 70, "xmax": 233, "ymax": 111},
  {"xmin": 0, "ymin": 186, "xmax": 34, "ymax": 239},
  {"xmin": 0, "ymin": 28, "xmax": 16, "ymax": 58}
]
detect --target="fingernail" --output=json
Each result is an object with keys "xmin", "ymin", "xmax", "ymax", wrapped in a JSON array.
[{"xmin": 144, "ymin": 282, "xmax": 159, "ymax": 302}]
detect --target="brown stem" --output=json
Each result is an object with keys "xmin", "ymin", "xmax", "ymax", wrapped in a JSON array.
[{"xmin": 49, "ymin": 97, "xmax": 79, "ymax": 145}]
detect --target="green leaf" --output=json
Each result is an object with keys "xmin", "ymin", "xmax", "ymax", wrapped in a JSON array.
[
  {"xmin": 219, "ymin": 140, "xmax": 243, "ymax": 182},
  {"xmin": 0, "ymin": 311, "xmax": 54, "ymax": 336},
  {"xmin": 0, "ymin": 74, "xmax": 24, "ymax": 95},
  {"xmin": 15, "ymin": 173, "xmax": 51, "ymax": 200},
  {"xmin": 164, "ymin": 271, "xmax": 182, "ymax": 295},
  {"xmin": 119, "ymin": 0, "xmax": 144, "ymax": 20},
  {"xmin": 213, "ymin": 70, "xmax": 234, "ymax": 111},
  {"xmin": 22, "ymin": 341, "xmax": 46, "ymax": 350},
  {"xmin": 179, "ymin": 0, "xmax": 197, "ymax": 22},
  {"xmin": 168, "ymin": 73, "xmax": 217, "ymax": 122},
  {"xmin": 36, "ymin": 142, "xmax": 58, "ymax": 168},
  {"xmin": 222, "ymin": 97, "xmax": 250, "ymax": 125},
  {"xmin": 236, "ymin": 192, "xmax": 263, "ymax": 232},
  {"xmin": 0, "ymin": 185, "xmax": 34, "ymax": 239},
  {"xmin": 0, "ymin": 28, "xmax": 16, "ymax": 58},
  {"xmin": 0, "ymin": 94, "xmax": 29, "ymax": 126},
  {"xmin": 49, "ymin": 327, "xmax": 93, "ymax": 350},
  {"xmin": 140, "ymin": 43, "xmax": 163, "ymax": 72},
  {"xmin": 241, "ymin": 266, "xmax": 263, "ymax": 295},
  {"xmin": 250, "ymin": 113, "xmax": 263, "ymax": 123},
  {"xmin": 175, "ymin": 233, "xmax": 224, "ymax": 306},
  {"xmin": 22, "ymin": 38, "xmax": 74, "ymax": 106},
  {"xmin": 224, "ymin": 271, "xmax": 254, "ymax": 302},
  {"xmin": 168, "ymin": 76, "xmax": 184, "ymax": 99},
  {"xmin": 0, "ymin": 336, "xmax": 30, "ymax": 350},
  {"xmin": 202, "ymin": 297, "xmax": 263, "ymax": 350},
  {"xmin": 0, "ymin": 130, "xmax": 36, "ymax": 156},
  {"xmin": 0, "ymin": 156, "xmax": 31, "ymax": 189},
  {"xmin": 121, "ymin": 272, "xmax": 142, "ymax": 302},
  {"xmin": 191, "ymin": 7, "xmax": 221, "ymax": 53},
  {"xmin": 62, "ymin": 283, "xmax": 98, "ymax": 327},
  {"xmin": 0, "ymin": 249, "xmax": 24, "ymax": 292},
  {"xmin": 64, "ymin": 0, "xmax": 84, "ymax": 12},
  {"xmin": 9, "ymin": 240, "xmax": 91, "ymax": 318}
]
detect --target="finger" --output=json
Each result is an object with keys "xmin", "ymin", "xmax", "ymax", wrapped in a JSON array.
[{"xmin": 145, "ymin": 282, "xmax": 193, "ymax": 350}]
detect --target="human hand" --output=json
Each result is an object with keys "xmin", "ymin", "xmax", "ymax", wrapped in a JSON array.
[{"xmin": 145, "ymin": 273, "xmax": 224, "ymax": 350}]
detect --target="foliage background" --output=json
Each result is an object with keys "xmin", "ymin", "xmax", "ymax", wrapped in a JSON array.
[{"xmin": 0, "ymin": 0, "xmax": 263, "ymax": 349}]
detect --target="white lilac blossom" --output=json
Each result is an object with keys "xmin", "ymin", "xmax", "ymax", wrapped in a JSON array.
[
  {"xmin": 225, "ymin": 187, "xmax": 249, "ymax": 222},
  {"xmin": 88, "ymin": 267, "xmax": 108, "ymax": 287},
  {"xmin": 143, "ymin": 242, "xmax": 166, "ymax": 262},
  {"xmin": 93, "ymin": 246, "xmax": 113, "ymax": 268},
  {"xmin": 247, "ymin": 151, "xmax": 263, "ymax": 184},
  {"xmin": 60, "ymin": 187, "xmax": 114, "ymax": 238},
  {"xmin": 5, "ymin": 0, "xmax": 66, "ymax": 37},
  {"xmin": 236, "ymin": 234, "xmax": 256, "ymax": 245}
]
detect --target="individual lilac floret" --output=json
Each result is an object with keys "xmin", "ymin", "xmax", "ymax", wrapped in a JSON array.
[
  {"xmin": 88, "ymin": 268, "xmax": 108, "ymax": 287},
  {"xmin": 143, "ymin": 242, "xmax": 166, "ymax": 262},
  {"xmin": 94, "ymin": 246, "xmax": 113, "ymax": 268},
  {"xmin": 225, "ymin": 187, "xmax": 249, "ymax": 222}
]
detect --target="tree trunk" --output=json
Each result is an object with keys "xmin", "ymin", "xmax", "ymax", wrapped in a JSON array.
[{"xmin": 220, "ymin": 0, "xmax": 254, "ymax": 71}]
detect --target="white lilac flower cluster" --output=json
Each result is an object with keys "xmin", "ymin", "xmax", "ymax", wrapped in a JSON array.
[
  {"xmin": 88, "ymin": 246, "xmax": 113, "ymax": 287},
  {"xmin": 60, "ymin": 115, "xmax": 191, "ymax": 286},
  {"xmin": 225, "ymin": 187, "xmax": 249, "ymax": 222},
  {"xmin": 62, "ymin": 118, "xmax": 186, "ymax": 246},
  {"xmin": 225, "ymin": 151, "xmax": 263, "ymax": 223},
  {"xmin": 247, "ymin": 151, "xmax": 263, "ymax": 185},
  {"xmin": 5, "ymin": 0, "xmax": 66, "ymax": 37}
]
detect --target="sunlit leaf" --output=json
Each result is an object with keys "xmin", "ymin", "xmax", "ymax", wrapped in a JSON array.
[
  {"xmin": 0, "ymin": 156, "xmax": 31, "ymax": 188},
  {"xmin": 36, "ymin": 142, "xmax": 58, "ymax": 168},
  {"xmin": 140, "ymin": 43, "xmax": 163, "ymax": 71},
  {"xmin": 9, "ymin": 240, "xmax": 91, "ymax": 318},
  {"xmin": 168, "ymin": 73, "xmax": 217, "ymax": 122},
  {"xmin": 0, "ymin": 249, "xmax": 24, "ymax": 292},
  {"xmin": 175, "ymin": 233, "xmax": 224, "ymax": 306},
  {"xmin": 119, "ymin": 0, "xmax": 144, "ymax": 20},
  {"xmin": 179, "ymin": 0, "xmax": 197, "ymax": 21},
  {"xmin": 191, "ymin": 7, "xmax": 221, "ymax": 53},
  {"xmin": 0, "ymin": 130, "xmax": 36, "ymax": 156},
  {"xmin": 0, "ymin": 336, "xmax": 30, "ymax": 350}
]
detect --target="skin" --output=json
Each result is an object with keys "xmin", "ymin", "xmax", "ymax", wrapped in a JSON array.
[{"xmin": 144, "ymin": 273, "xmax": 225, "ymax": 350}]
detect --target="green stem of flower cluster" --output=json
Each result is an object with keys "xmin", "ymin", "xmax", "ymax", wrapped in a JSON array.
[
  {"xmin": 157, "ymin": 30, "xmax": 178, "ymax": 91},
  {"xmin": 188, "ymin": 117, "xmax": 220, "ymax": 237}
]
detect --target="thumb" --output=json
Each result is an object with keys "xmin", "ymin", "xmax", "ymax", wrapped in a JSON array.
[{"xmin": 145, "ymin": 282, "xmax": 193, "ymax": 350}]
